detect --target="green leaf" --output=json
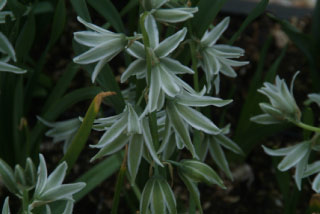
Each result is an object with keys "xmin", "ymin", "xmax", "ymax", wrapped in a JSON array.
[
  {"xmin": 278, "ymin": 141, "xmax": 311, "ymax": 171},
  {"xmin": 74, "ymin": 153, "xmax": 122, "ymax": 201},
  {"xmin": 15, "ymin": 12, "xmax": 36, "ymax": 61},
  {"xmin": 48, "ymin": 0, "xmax": 66, "ymax": 49},
  {"xmin": 228, "ymin": 0, "xmax": 269, "ymax": 45},
  {"xmin": 86, "ymin": 0, "xmax": 125, "ymax": 33},
  {"xmin": 192, "ymin": 0, "xmax": 227, "ymax": 38},
  {"xmin": 70, "ymin": 0, "xmax": 91, "ymax": 22},
  {"xmin": 60, "ymin": 91, "xmax": 116, "ymax": 170},
  {"xmin": 0, "ymin": 159, "xmax": 17, "ymax": 194}
]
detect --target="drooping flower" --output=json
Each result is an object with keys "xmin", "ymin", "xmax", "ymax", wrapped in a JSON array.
[
  {"xmin": 73, "ymin": 17, "xmax": 133, "ymax": 83},
  {"xmin": 121, "ymin": 15, "xmax": 195, "ymax": 113},
  {"xmin": 141, "ymin": 0, "xmax": 198, "ymax": 24},
  {"xmin": 198, "ymin": 17, "xmax": 249, "ymax": 93},
  {"xmin": 251, "ymin": 74, "xmax": 301, "ymax": 124}
]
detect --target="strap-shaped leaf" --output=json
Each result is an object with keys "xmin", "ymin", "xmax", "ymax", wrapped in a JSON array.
[
  {"xmin": 278, "ymin": 141, "xmax": 311, "ymax": 171},
  {"xmin": 178, "ymin": 172, "xmax": 203, "ymax": 214},
  {"xmin": 148, "ymin": 67, "xmax": 161, "ymax": 112},
  {"xmin": 166, "ymin": 102, "xmax": 197, "ymax": 158},
  {"xmin": 45, "ymin": 162, "xmax": 67, "ymax": 191},
  {"xmin": 201, "ymin": 17, "xmax": 229, "ymax": 47},
  {"xmin": 0, "ymin": 32, "xmax": 16, "ymax": 61},
  {"xmin": 2, "ymin": 197, "xmax": 10, "ymax": 214},
  {"xmin": 91, "ymin": 134, "xmax": 129, "ymax": 161},
  {"xmin": 175, "ymin": 103, "xmax": 221, "ymax": 135},
  {"xmin": 209, "ymin": 138, "xmax": 233, "ymax": 180},
  {"xmin": 214, "ymin": 134, "xmax": 243, "ymax": 155},
  {"xmin": 0, "ymin": 160, "xmax": 18, "ymax": 194},
  {"xmin": 154, "ymin": 28, "xmax": 187, "ymax": 58},
  {"xmin": 91, "ymin": 112, "xmax": 128, "ymax": 148},
  {"xmin": 160, "ymin": 57, "xmax": 194, "ymax": 74},
  {"xmin": 141, "ymin": 118, "xmax": 163, "ymax": 167},
  {"xmin": 126, "ymin": 41, "xmax": 146, "ymax": 59},
  {"xmin": 144, "ymin": 14, "xmax": 159, "ymax": 49},
  {"xmin": 294, "ymin": 150, "xmax": 309, "ymax": 190},
  {"xmin": 180, "ymin": 159, "xmax": 225, "ymax": 188},
  {"xmin": 153, "ymin": 8, "xmax": 197, "ymax": 23},
  {"xmin": 128, "ymin": 134, "xmax": 144, "ymax": 185},
  {"xmin": 140, "ymin": 178, "xmax": 155, "ymax": 214},
  {"xmin": 159, "ymin": 64, "xmax": 180, "ymax": 97},
  {"xmin": 303, "ymin": 161, "xmax": 320, "ymax": 178}
]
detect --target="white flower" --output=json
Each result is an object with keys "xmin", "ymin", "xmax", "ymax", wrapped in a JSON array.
[
  {"xmin": 73, "ymin": 16, "xmax": 129, "ymax": 83},
  {"xmin": 198, "ymin": 17, "xmax": 248, "ymax": 93}
]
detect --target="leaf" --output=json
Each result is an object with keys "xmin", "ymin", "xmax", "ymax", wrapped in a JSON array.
[
  {"xmin": 60, "ymin": 91, "xmax": 116, "ymax": 170},
  {"xmin": 15, "ymin": 12, "xmax": 36, "ymax": 61},
  {"xmin": 141, "ymin": 118, "xmax": 163, "ymax": 167},
  {"xmin": 175, "ymin": 103, "xmax": 220, "ymax": 135},
  {"xmin": 166, "ymin": 102, "xmax": 198, "ymax": 159},
  {"xmin": 278, "ymin": 141, "xmax": 311, "ymax": 171},
  {"xmin": 127, "ymin": 134, "xmax": 144, "ymax": 185},
  {"xmin": 86, "ymin": 0, "xmax": 125, "ymax": 33},
  {"xmin": 74, "ymin": 154, "xmax": 122, "ymax": 201},
  {"xmin": 201, "ymin": 17, "xmax": 229, "ymax": 47},
  {"xmin": 0, "ymin": 159, "xmax": 17, "ymax": 194},
  {"xmin": 228, "ymin": 0, "xmax": 268, "ymax": 45},
  {"xmin": 48, "ymin": 0, "xmax": 66, "ymax": 49},
  {"xmin": 70, "ymin": 0, "xmax": 91, "ymax": 22},
  {"xmin": 154, "ymin": 27, "xmax": 187, "ymax": 57},
  {"xmin": 209, "ymin": 138, "xmax": 233, "ymax": 180},
  {"xmin": 180, "ymin": 159, "xmax": 225, "ymax": 188},
  {"xmin": 192, "ymin": 0, "xmax": 227, "ymax": 38}
]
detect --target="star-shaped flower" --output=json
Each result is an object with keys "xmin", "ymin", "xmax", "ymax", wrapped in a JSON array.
[{"xmin": 198, "ymin": 17, "xmax": 249, "ymax": 93}]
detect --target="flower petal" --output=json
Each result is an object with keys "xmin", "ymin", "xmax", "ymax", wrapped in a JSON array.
[
  {"xmin": 121, "ymin": 59, "xmax": 147, "ymax": 83},
  {"xmin": 126, "ymin": 41, "xmax": 146, "ymax": 59},
  {"xmin": 147, "ymin": 67, "xmax": 161, "ymax": 112},
  {"xmin": 153, "ymin": 8, "xmax": 197, "ymax": 23},
  {"xmin": 144, "ymin": 14, "xmax": 159, "ymax": 49},
  {"xmin": 128, "ymin": 134, "xmax": 144, "ymax": 185},
  {"xmin": 201, "ymin": 17, "xmax": 229, "ymax": 47},
  {"xmin": 160, "ymin": 57, "xmax": 194, "ymax": 74},
  {"xmin": 159, "ymin": 64, "xmax": 181, "ymax": 97}
]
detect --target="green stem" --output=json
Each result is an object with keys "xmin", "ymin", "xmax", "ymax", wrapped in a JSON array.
[
  {"xmin": 294, "ymin": 121, "xmax": 320, "ymax": 133},
  {"xmin": 111, "ymin": 146, "xmax": 128, "ymax": 214},
  {"xmin": 22, "ymin": 189, "xmax": 29, "ymax": 214}
]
